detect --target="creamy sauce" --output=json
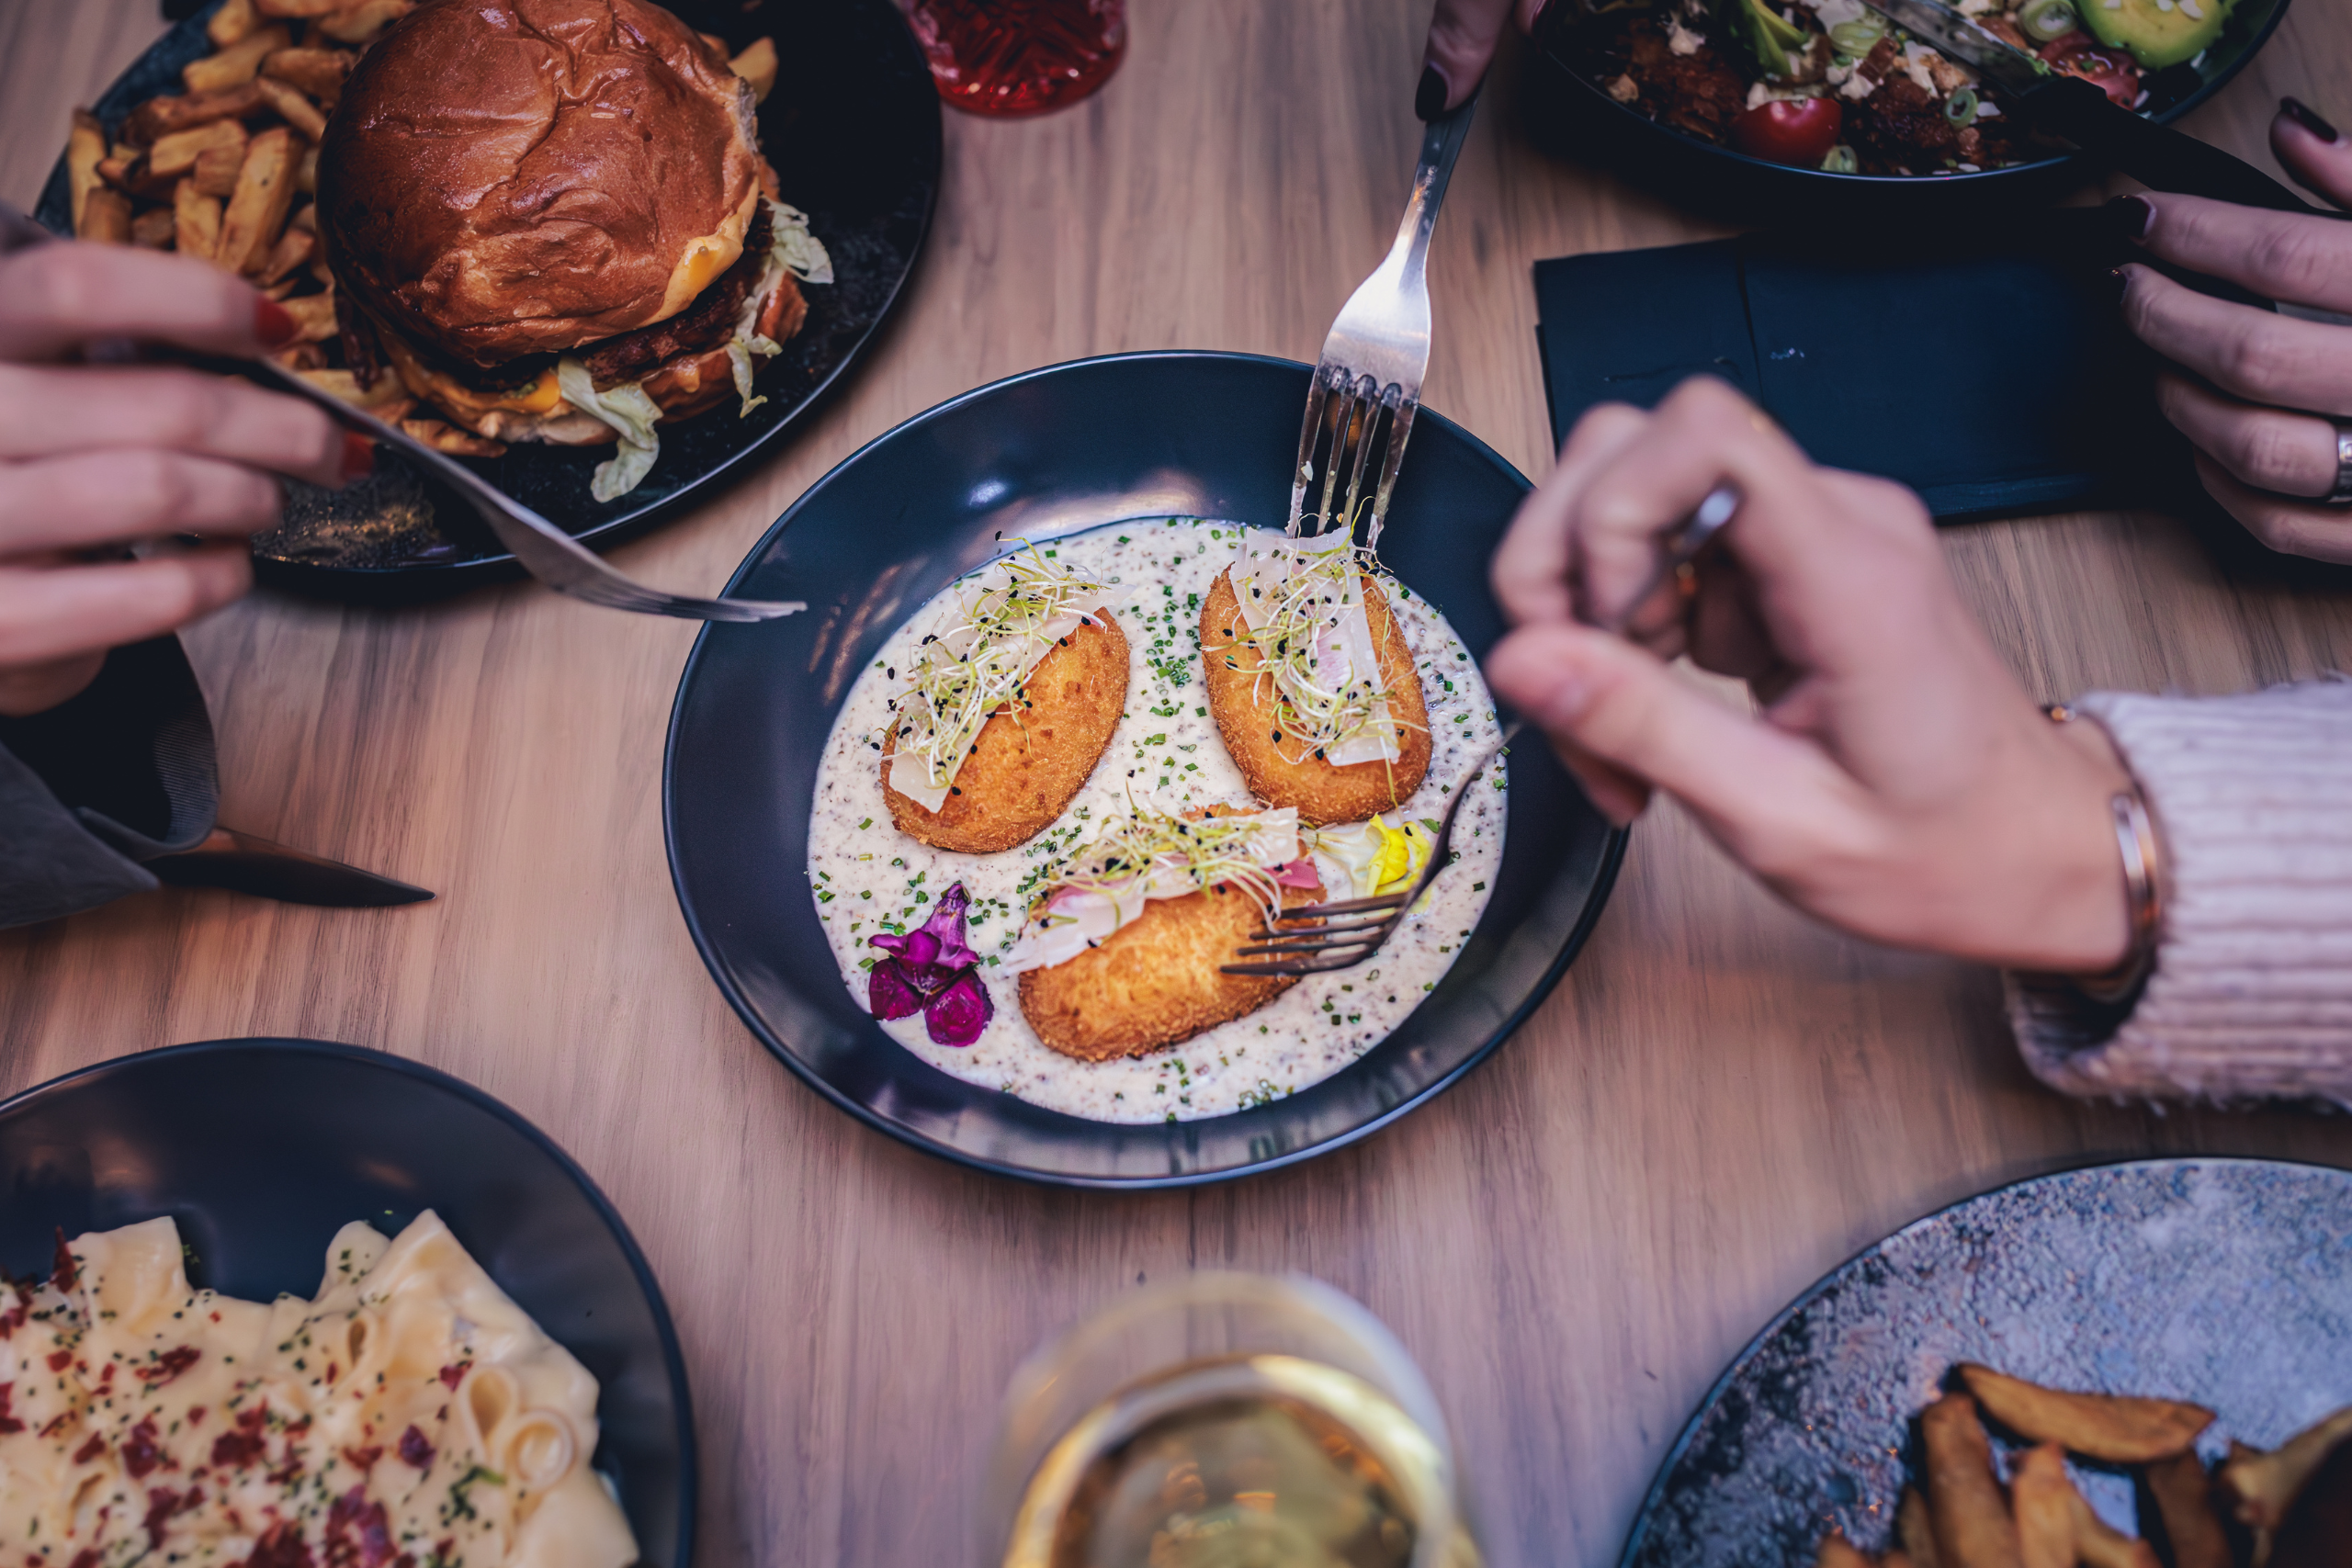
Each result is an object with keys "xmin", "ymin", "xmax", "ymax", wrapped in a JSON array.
[{"xmin": 805, "ymin": 519, "xmax": 1506, "ymax": 1123}]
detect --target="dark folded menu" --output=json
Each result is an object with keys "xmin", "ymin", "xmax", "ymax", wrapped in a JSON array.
[{"xmin": 1532, "ymin": 211, "xmax": 2189, "ymax": 523}]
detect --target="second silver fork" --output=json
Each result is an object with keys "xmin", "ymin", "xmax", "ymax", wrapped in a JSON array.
[{"xmin": 1287, "ymin": 90, "xmax": 1479, "ymax": 548}]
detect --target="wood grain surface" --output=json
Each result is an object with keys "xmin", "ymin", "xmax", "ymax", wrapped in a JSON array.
[{"xmin": 6, "ymin": 4, "xmax": 2352, "ymax": 1566}]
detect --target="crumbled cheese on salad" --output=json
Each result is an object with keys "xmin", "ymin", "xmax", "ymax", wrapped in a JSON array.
[{"xmin": 1668, "ymin": 17, "xmax": 1705, "ymax": 52}]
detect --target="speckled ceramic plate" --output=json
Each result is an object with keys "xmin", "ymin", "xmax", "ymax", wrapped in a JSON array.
[
  {"xmin": 36, "ymin": 0, "xmax": 940, "ymax": 602},
  {"xmin": 1622, "ymin": 1157, "xmax": 2352, "ymax": 1568}
]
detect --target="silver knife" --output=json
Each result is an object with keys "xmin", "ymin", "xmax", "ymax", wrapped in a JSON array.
[{"xmin": 1858, "ymin": 0, "xmax": 2319, "ymax": 213}]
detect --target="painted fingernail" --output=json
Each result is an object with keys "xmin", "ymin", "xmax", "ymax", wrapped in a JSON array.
[
  {"xmin": 255, "ymin": 296, "xmax": 300, "ymax": 350},
  {"xmin": 2282, "ymin": 96, "xmax": 2340, "ymax": 144},
  {"xmin": 1416, "ymin": 64, "xmax": 1448, "ymax": 121},
  {"xmin": 2103, "ymin": 266, "xmax": 2130, "ymax": 305},
  {"xmin": 340, "ymin": 431, "xmax": 375, "ymax": 482},
  {"xmin": 2102, "ymin": 194, "xmax": 2154, "ymax": 241}
]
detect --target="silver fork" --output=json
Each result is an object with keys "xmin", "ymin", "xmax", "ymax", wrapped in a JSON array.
[
  {"xmin": 0, "ymin": 198, "xmax": 800, "ymax": 623},
  {"xmin": 1221, "ymin": 719, "xmax": 1520, "ymax": 978},
  {"xmin": 1286, "ymin": 91, "xmax": 1479, "ymax": 550}
]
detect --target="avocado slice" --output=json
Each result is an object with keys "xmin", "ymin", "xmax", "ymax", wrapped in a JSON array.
[
  {"xmin": 1715, "ymin": 0, "xmax": 1811, "ymax": 76},
  {"xmin": 2080, "ymin": 0, "xmax": 2232, "ymax": 69}
]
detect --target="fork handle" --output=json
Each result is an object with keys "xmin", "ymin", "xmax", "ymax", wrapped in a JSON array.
[{"xmin": 1386, "ymin": 89, "xmax": 1480, "ymax": 297}]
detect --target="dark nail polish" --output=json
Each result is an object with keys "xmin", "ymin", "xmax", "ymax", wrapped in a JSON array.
[
  {"xmin": 1416, "ymin": 64, "xmax": 1448, "ymax": 122},
  {"xmin": 2282, "ymin": 96, "xmax": 2340, "ymax": 144},
  {"xmin": 340, "ymin": 431, "xmax": 375, "ymax": 483},
  {"xmin": 254, "ymin": 296, "xmax": 299, "ymax": 350},
  {"xmin": 2103, "ymin": 194, "xmax": 2154, "ymax": 241},
  {"xmin": 2103, "ymin": 266, "xmax": 2130, "ymax": 305}
]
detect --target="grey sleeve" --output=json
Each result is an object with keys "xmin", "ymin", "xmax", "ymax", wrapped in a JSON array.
[{"xmin": 2006, "ymin": 679, "xmax": 2352, "ymax": 1107}]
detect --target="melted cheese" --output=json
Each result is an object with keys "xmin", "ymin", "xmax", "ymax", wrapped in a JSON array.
[
  {"xmin": 649, "ymin": 187, "xmax": 759, "ymax": 326},
  {"xmin": 0, "ymin": 1214, "xmax": 636, "ymax": 1568},
  {"xmin": 380, "ymin": 331, "xmax": 567, "ymax": 429}
]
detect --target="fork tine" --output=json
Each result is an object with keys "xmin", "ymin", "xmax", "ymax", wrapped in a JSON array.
[
  {"xmin": 1221, "ymin": 953, "xmax": 1379, "ymax": 977},
  {"xmin": 1363, "ymin": 394, "xmax": 1418, "ymax": 551},
  {"xmin": 1286, "ymin": 372, "xmax": 1333, "ymax": 536},
  {"xmin": 1315, "ymin": 378, "xmax": 1361, "ymax": 533},
  {"xmin": 1233, "ymin": 931, "xmax": 1392, "ymax": 956},
  {"xmin": 1339, "ymin": 387, "xmax": 1385, "ymax": 538},
  {"xmin": 1245, "ymin": 911, "xmax": 1396, "ymax": 942},
  {"xmin": 1272, "ymin": 892, "xmax": 1408, "ymax": 919}
]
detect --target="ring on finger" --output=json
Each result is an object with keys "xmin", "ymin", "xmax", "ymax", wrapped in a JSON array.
[{"xmin": 2329, "ymin": 421, "xmax": 2352, "ymax": 505}]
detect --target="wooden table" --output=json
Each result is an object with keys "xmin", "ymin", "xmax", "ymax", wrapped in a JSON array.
[{"xmin": 6, "ymin": 4, "xmax": 2352, "ymax": 1563}]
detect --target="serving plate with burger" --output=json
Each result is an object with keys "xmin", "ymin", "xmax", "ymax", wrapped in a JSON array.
[{"xmin": 38, "ymin": 0, "xmax": 941, "ymax": 597}]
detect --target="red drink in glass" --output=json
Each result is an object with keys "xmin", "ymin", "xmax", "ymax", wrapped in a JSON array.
[{"xmin": 907, "ymin": 0, "xmax": 1127, "ymax": 118}]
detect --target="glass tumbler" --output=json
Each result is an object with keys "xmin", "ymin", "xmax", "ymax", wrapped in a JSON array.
[
  {"xmin": 982, "ymin": 1272, "xmax": 1484, "ymax": 1568},
  {"xmin": 907, "ymin": 0, "xmax": 1127, "ymax": 118}
]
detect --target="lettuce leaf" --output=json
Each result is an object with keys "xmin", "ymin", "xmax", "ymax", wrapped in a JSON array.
[{"xmin": 556, "ymin": 358, "xmax": 663, "ymax": 502}]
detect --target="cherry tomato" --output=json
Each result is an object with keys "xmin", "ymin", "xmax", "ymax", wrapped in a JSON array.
[
  {"xmin": 1729, "ymin": 97, "xmax": 1845, "ymax": 167},
  {"xmin": 2039, "ymin": 30, "xmax": 2139, "ymax": 109}
]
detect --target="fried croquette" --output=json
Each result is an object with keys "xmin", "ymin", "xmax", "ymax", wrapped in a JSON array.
[
  {"xmin": 1199, "ymin": 569, "xmax": 1430, "ymax": 826},
  {"xmin": 882, "ymin": 612, "xmax": 1128, "ymax": 853},
  {"xmin": 1017, "ymin": 881, "xmax": 1318, "ymax": 1061}
]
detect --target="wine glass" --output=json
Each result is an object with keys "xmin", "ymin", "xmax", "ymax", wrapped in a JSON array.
[{"xmin": 907, "ymin": 0, "xmax": 1127, "ymax": 118}]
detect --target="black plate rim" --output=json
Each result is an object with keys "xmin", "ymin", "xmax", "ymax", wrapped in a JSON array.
[
  {"xmin": 1540, "ymin": 0, "xmax": 2295, "ymax": 195},
  {"xmin": 1613, "ymin": 1152, "xmax": 2352, "ymax": 1568},
  {"xmin": 35, "ymin": 0, "xmax": 944, "ymax": 593},
  {"xmin": 662, "ymin": 346, "xmax": 1630, "ymax": 1191},
  {"xmin": 0, "ymin": 1035, "xmax": 699, "ymax": 1568}
]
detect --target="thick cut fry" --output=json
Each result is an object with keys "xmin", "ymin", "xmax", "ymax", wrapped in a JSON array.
[
  {"xmin": 193, "ymin": 142, "xmax": 245, "ymax": 199},
  {"xmin": 96, "ymin": 153, "xmax": 175, "ymax": 202},
  {"xmin": 184, "ymin": 23, "xmax": 291, "ymax": 94},
  {"xmin": 130, "ymin": 207, "xmax": 177, "ymax": 248},
  {"xmin": 79, "ymin": 187, "xmax": 132, "ymax": 244},
  {"xmin": 729, "ymin": 37, "xmax": 778, "ymax": 102},
  {"xmin": 297, "ymin": 144, "xmax": 319, "ymax": 195},
  {"xmin": 147, "ymin": 118, "xmax": 246, "ymax": 180},
  {"xmin": 2009, "ymin": 1443, "xmax": 2075, "ymax": 1568},
  {"xmin": 254, "ymin": 0, "xmax": 354, "ymax": 15},
  {"xmin": 401, "ymin": 418, "xmax": 508, "ymax": 457},
  {"xmin": 261, "ymin": 46, "xmax": 354, "ymax": 102},
  {"xmin": 173, "ymin": 179, "xmax": 222, "ymax": 261},
  {"xmin": 208, "ymin": 0, "xmax": 260, "ymax": 46},
  {"xmin": 1921, "ymin": 1394, "xmax": 2023, "ymax": 1568},
  {"xmin": 256, "ymin": 225, "xmax": 317, "ymax": 285},
  {"xmin": 67, "ymin": 110, "xmax": 106, "ymax": 233},
  {"xmin": 1898, "ymin": 1487, "xmax": 1942, "ymax": 1568},
  {"xmin": 2271, "ymin": 1438, "xmax": 2352, "ymax": 1568},
  {"xmin": 2144, "ymin": 1450, "xmax": 2231, "ymax": 1568},
  {"xmin": 277, "ymin": 291, "xmax": 337, "ymax": 344},
  {"xmin": 314, "ymin": 0, "xmax": 413, "ymax": 43},
  {"xmin": 1957, "ymin": 1365, "xmax": 2214, "ymax": 1463},
  {"xmin": 216, "ymin": 125, "xmax": 298, "ymax": 275},
  {"xmin": 1816, "ymin": 1534, "xmax": 1875, "ymax": 1568},
  {"xmin": 125, "ymin": 81, "xmax": 264, "ymax": 143},
  {"xmin": 253, "ymin": 76, "xmax": 326, "ymax": 141},
  {"xmin": 2067, "ymin": 1494, "xmax": 2160, "ymax": 1568},
  {"xmin": 2220, "ymin": 1407, "xmax": 2352, "ymax": 1565}
]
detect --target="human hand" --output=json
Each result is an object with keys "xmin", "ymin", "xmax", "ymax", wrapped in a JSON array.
[
  {"xmin": 2114, "ymin": 98, "xmax": 2352, "ymax": 560},
  {"xmin": 0, "ymin": 241, "xmax": 362, "ymax": 717},
  {"xmin": 1484, "ymin": 377, "xmax": 2134, "ymax": 974},
  {"xmin": 1419, "ymin": 0, "xmax": 1547, "ymax": 118}
]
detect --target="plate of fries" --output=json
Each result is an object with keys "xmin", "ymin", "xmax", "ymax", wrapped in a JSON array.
[
  {"xmin": 1620, "ymin": 1159, "xmax": 2352, "ymax": 1568},
  {"xmin": 33, "ymin": 0, "xmax": 941, "ymax": 601}
]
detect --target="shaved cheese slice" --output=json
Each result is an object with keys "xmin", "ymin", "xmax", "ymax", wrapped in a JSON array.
[
  {"xmin": 1228, "ymin": 535, "xmax": 1401, "ymax": 766},
  {"xmin": 1001, "ymin": 807, "xmax": 1300, "ymax": 974}
]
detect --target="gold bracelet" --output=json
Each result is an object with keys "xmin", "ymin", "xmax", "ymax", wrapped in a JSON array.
[{"xmin": 2043, "ymin": 704, "xmax": 2162, "ymax": 1003}]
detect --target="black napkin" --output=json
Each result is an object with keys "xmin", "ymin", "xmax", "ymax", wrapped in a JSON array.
[{"xmin": 1533, "ymin": 211, "xmax": 2192, "ymax": 522}]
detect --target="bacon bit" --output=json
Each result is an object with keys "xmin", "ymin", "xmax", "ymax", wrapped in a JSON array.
[
  {"xmin": 432, "ymin": 1540, "xmax": 453, "ymax": 1564},
  {"xmin": 136, "ymin": 1346, "xmax": 201, "ymax": 1385},
  {"xmin": 0, "ymin": 1384, "xmax": 24, "ymax": 1436},
  {"xmin": 435, "ymin": 1361, "xmax": 470, "ymax": 1390},
  {"xmin": 211, "ymin": 1405, "xmax": 269, "ymax": 1470},
  {"xmin": 266, "ymin": 1457, "xmax": 304, "ymax": 1487},
  {"xmin": 141, "ymin": 1486, "xmax": 200, "ymax": 1551},
  {"xmin": 393, "ymin": 1556, "xmax": 415, "ymax": 1568},
  {"xmin": 37, "ymin": 1412, "xmax": 70, "ymax": 1438},
  {"xmin": 50, "ymin": 1233, "xmax": 76, "ymax": 1293},
  {"xmin": 243, "ymin": 1521, "xmax": 314, "ymax": 1568},
  {"xmin": 66, "ymin": 1552, "xmax": 99, "ymax": 1568},
  {"xmin": 396, "ymin": 1427, "xmax": 434, "ymax": 1471},
  {"xmin": 122, "ymin": 1418, "xmax": 165, "ymax": 1478},
  {"xmin": 44, "ymin": 1350, "xmax": 72, "ymax": 1373},
  {"xmin": 96, "ymin": 1363, "xmax": 115, "ymax": 1387},
  {"xmin": 325, "ymin": 1362, "xmax": 340, "ymax": 1384},
  {"xmin": 73, "ymin": 1432, "xmax": 105, "ymax": 1465},
  {"xmin": 209, "ymin": 1311, "xmax": 220, "ymax": 1323},
  {"xmin": 341, "ymin": 1445, "xmax": 383, "ymax": 1472},
  {"xmin": 324, "ymin": 1485, "xmax": 395, "ymax": 1568},
  {"xmin": 187, "ymin": 1407, "xmax": 207, "ymax": 1427}
]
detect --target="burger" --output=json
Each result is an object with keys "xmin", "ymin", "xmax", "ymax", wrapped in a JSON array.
[{"xmin": 314, "ymin": 0, "xmax": 829, "ymax": 501}]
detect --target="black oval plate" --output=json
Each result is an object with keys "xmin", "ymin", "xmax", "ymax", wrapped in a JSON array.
[
  {"xmin": 663, "ymin": 351, "xmax": 1627, "ymax": 1189},
  {"xmin": 38, "ymin": 0, "xmax": 942, "ymax": 602},
  {"xmin": 0, "ymin": 1039, "xmax": 695, "ymax": 1568},
  {"xmin": 1622, "ymin": 1156, "xmax": 2352, "ymax": 1568}
]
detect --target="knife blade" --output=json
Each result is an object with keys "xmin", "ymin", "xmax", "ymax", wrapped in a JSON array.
[
  {"xmin": 146, "ymin": 827, "xmax": 435, "ymax": 908},
  {"xmin": 1858, "ymin": 0, "xmax": 2320, "ymax": 213}
]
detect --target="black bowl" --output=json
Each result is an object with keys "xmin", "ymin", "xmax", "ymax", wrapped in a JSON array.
[
  {"xmin": 664, "ymin": 350, "xmax": 1627, "ymax": 1189},
  {"xmin": 1523, "ymin": 0, "xmax": 2294, "ymax": 225},
  {"xmin": 0, "ymin": 1039, "xmax": 695, "ymax": 1568}
]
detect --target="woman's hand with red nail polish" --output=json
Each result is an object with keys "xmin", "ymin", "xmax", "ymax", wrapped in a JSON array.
[
  {"xmin": 1419, "ymin": 0, "xmax": 1545, "ymax": 117},
  {"xmin": 0, "ymin": 242, "xmax": 350, "ymax": 716}
]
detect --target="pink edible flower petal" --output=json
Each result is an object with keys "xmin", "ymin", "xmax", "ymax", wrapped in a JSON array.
[
  {"xmin": 1273, "ymin": 856, "xmax": 1321, "ymax": 889},
  {"xmin": 924, "ymin": 967, "xmax": 993, "ymax": 1046},
  {"xmin": 866, "ymin": 882, "xmax": 988, "ymax": 1028},
  {"xmin": 866, "ymin": 957, "xmax": 924, "ymax": 1021}
]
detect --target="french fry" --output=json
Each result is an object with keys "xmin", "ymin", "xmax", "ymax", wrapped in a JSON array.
[
  {"xmin": 297, "ymin": 145, "xmax": 320, "ymax": 196},
  {"xmin": 2144, "ymin": 1450, "xmax": 2231, "ymax": 1568},
  {"xmin": 67, "ymin": 110, "xmax": 106, "ymax": 234},
  {"xmin": 217, "ymin": 125, "xmax": 299, "ymax": 275},
  {"xmin": 261, "ymin": 46, "xmax": 354, "ymax": 103},
  {"xmin": 401, "ymin": 417, "xmax": 507, "ymax": 457},
  {"xmin": 273, "ymin": 342, "xmax": 329, "ymax": 370},
  {"xmin": 2009, "ymin": 1443, "xmax": 2075, "ymax": 1568},
  {"xmin": 130, "ymin": 206, "xmax": 177, "ymax": 248},
  {"xmin": 278, "ymin": 291, "xmax": 338, "ymax": 344},
  {"xmin": 2219, "ymin": 1408, "xmax": 2352, "ymax": 1562},
  {"xmin": 729, "ymin": 37, "xmax": 777, "ymax": 103},
  {"xmin": 174, "ymin": 178, "xmax": 223, "ymax": 262},
  {"xmin": 2067, "ymin": 1493, "xmax": 2160, "ymax": 1568},
  {"xmin": 257, "ymin": 225, "xmax": 318, "ymax": 285},
  {"xmin": 208, "ymin": 0, "xmax": 260, "ymax": 47},
  {"xmin": 79, "ymin": 187, "xmax": 132, "ymax": 243},
  {"xmin": 1817, "ymin": 1533, "xmax": 1876, "ymax": 1568},
  {"xmin": 183, "ymin": 23, "xmax": 291, "ymax": 95},
  {"xmin": 1921, "ymin": 1394, "xmax": 2023, "ymax": 1568},
  {"xmin": 124, "ymin": 81, "xmax": 264, "ymax": 144},
  {"xmin": 254, "ymin": 76, "xmax": 327, "ymax": 141},
  {"xmin": 1956, "ymin": 1366, "xmax": 2214, "ymax": 1464},
  {"xmin": 255, "ymin": 0, "xmax": 356, "ymax": 15},
  {"xmin": 1898, "ymin": 1486, "xmax": 1941, "ymax": 1568},
  {"xmin": 147, "ymin": 118, "xmax": 246, "ymax": 180},
  {"xmin": 314, "ymin": 0, "xmax": 413, "ymax": 44},
  {"xmin": 193, "ymin": 142, "xmax": 246, "ymax": 199}
]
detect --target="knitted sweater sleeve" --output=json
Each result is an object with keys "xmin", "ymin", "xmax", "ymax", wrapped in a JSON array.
[{"xmin": 2006, "ymin": 680, "xmax": 2352, "ymax": 1105}]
